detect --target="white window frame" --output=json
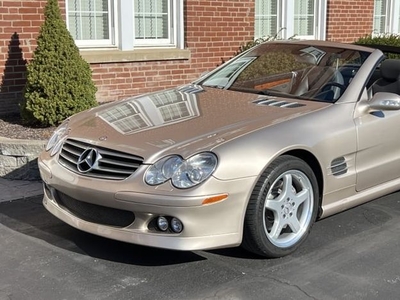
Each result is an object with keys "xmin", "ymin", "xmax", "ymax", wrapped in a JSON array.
[
  {"xmin": 373, "ymin": 0, "xmax": 400, "ymax": 34},
  {"xmin": 66, "ymin": 0, "xmax": 116, "ymax": 48},
  {"xmin": 134, "ymin": 0, "xmax": 172, "ymax": 46},
  {"xmin": 255, "ymin": 0, "xmax": 281, "ymax": 39},
  {"xmin": 65, "ymin": 0, "xmax": 184, "ymax": 50},
  {"xmin": 255, "ymin": 0, "xmax": 326, "ymax": 40}
]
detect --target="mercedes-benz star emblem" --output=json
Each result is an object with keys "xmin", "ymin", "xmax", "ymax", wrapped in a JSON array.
[{"xmin": 77, "ymin": 148, "xmax": 101, "ymax": 173}]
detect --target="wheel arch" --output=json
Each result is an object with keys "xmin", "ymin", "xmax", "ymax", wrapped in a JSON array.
[
  {"xmin": 282, "ymin": 149, "xmax": 324, "ymax": 216},
  {"xmin": 241, "ymin": 150, "xmax": 324, "ymax": 257}
]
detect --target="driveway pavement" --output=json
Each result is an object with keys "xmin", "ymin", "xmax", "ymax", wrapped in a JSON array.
[
  {"xmin": 0, "ymin": 178, "xmax": 42, "ymax": 202},
  {"xmin": 0, "ymin": 180, "xmax": 399, "ymax": 300}
]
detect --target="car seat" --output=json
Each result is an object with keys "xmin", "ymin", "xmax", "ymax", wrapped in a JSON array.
[
  {"xmin": 292, "ymin": 66, "xmax": 345, "ymax": 101},
  {"xmin": 371, "ymin": 59, "xmax": 400, "ymax": 95}
]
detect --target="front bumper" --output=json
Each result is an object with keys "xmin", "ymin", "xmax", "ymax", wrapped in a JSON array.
[{"xmin": 39, "ymin": 154, "xmax": 256, "ymax": 251}]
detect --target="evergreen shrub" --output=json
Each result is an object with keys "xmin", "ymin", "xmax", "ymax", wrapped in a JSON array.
[
  {"xmin": 355, "ymin": 34, "xmax": 400, "ymax": 59},
  {"xmin": 21, "ymin": 0, "xmax": 97, "ymax": 127}
]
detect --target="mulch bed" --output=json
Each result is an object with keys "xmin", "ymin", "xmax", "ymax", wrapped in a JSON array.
[{"xmin": 0, "ymin": 114, "xmax": 55, "ymax": 140}]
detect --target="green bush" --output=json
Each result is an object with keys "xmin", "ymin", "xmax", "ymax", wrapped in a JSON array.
[
  {"xmin": 238, "ymin": 28, "xmax": 291, "ymax": 54},
  {"xmin": 236, "ymin": 52, "xmax": 308, "ymax": 82},
  {"xmin": 355, "ymin": 34, "xmax": 400, "ymax": 59},
  {"xmin": 21, "ymin": 0, "xmax": 97, "ymax": 127},
  {"xmin": 234, "ymin": 29, "xmax": 304, "ymax": 82},
  {"xmin": 238, "ymin": 35, "xmax": 279, "ymax": 54}
]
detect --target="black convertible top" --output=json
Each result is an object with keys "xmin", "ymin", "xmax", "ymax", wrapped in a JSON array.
[{"xmin": 359, "ymin": 43, "xmax": 400, "ymax": 55}]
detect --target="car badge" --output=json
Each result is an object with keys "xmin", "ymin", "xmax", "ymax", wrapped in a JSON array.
[{"xmin": 77, "ymin": 148, "xmax": 101, "ymax": 173}]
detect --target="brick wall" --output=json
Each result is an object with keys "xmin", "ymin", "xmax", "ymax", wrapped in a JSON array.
[
  {"xmin": 326, "ymin": 0, "xmax": 374, "ymax": 43},
  {"xmin": 94, "ymin": 0, "xmax": 255, "ymax": 103},
  {"xmin": 0, "ymin": 0, "xmax": 47, "ymax": 115}
]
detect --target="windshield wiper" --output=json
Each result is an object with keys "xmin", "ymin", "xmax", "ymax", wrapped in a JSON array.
[
  {"xmin": 202, "ymin": 84, "xmax": 225, "ymax": 89},
  {"xmin": 228, "ymin": 86, "xmax": 275, "ymax": 95}
]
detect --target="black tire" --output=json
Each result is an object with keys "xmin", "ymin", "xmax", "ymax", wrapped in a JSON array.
[{"xmin": 242, "ymin": 155, "xmax": 319, "ymax": 258}]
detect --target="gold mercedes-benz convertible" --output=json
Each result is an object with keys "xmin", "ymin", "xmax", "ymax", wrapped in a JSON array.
[{"xmin": 38, "ymin": 40, "xmax": 400, "ymax": 257}]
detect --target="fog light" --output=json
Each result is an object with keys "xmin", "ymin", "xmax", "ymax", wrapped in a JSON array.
[
  {"xmin": 157, "ymin": 217, "xmax": 169, "ymax": 231},
  {"xmin": 171, "ymin": 218, "xmax": 183, "ymax": 233}
]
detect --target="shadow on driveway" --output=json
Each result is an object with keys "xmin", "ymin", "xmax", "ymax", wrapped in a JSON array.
[{"xmin": 0, "ymin": 196, "xmax": 206, "ymax": 266}]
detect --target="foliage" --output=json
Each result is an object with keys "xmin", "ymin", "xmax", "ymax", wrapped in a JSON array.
[
  {"xmin": 355, "ymin": 34, "xmax": 400, "ymax": 59},
  {"xmin": 21, "ymin": 0, "xmax": 97, "ymax": 127},
  {"xmin": 237, "ymin": 28, "xmax": 290, "ymax": 54},
  {"xmin": 236, "ymin": 51, "xmax": 308, "ymax": 82},
  {"xmin": 235, "ymin": 29, "xmax": 304, "ymax": 82},
  {"xmin": 238, "ymin": 35, "xmax": 279, "ymax": 54}
]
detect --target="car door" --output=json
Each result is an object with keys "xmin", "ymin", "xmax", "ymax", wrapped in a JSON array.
[{"xmin": 355, "ymin": 101, "xmax": 400, "ymax": 191}]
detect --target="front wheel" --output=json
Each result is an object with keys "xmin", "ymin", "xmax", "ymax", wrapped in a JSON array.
[{"xmin": 242, "ymin": 155, "xmax": 319, "ymax": 258}]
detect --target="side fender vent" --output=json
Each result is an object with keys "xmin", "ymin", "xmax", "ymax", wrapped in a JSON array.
[{"xmin": 331, "ymin": 157, "xmax": 348, "ymax": 176}]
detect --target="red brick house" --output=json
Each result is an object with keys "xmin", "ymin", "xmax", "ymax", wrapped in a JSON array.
[{"xmin": 0, "ymin": 0, "xmax": 388, "ymax": 116}]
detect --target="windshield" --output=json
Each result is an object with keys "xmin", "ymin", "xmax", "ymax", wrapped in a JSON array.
[{"xmin": 200, "ymin": 42, "xmax": 370, "ymax": 102}]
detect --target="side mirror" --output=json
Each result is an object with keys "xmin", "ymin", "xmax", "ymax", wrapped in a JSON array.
[{"xmin": 368, "ymin": 92, "xmax": 400, "ymax": 111}]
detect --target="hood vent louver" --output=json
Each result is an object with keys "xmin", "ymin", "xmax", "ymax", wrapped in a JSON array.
[
  {"xmin": 177, "ymin": 84, "xmax": 204, "ymax": 94},
  {"xmin": 253, "ymin": 99, "xmax": 305, "ymax": 108}
]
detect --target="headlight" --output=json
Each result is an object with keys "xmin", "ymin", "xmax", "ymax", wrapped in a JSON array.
[
  {"xmin": 145, "ymin": 152, "xmax": 218, "ymax": 189},
  {"xmin": 45, "ymin": 122, "xmax": 69, "ymax": 156},
  {"xmin": 145, "ymin": 156, "xmax": 183, "ymax": 185}
]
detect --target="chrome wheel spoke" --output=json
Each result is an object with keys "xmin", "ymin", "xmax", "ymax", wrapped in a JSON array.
[
  {"xmin": 281, "ymin": 174, "xmax": 293, "ymax": 196},
  {"xmin": 265, "ymin": 174, "xmax": 295, "ymax": 211},
  {"xmin": 265, "ymin": 199, "xmax": 283, "ymax": 213},
  {"xmin": 287, "ymin": 215, "xmax": 301, "ymax": 233},
  {"xmin": 270, "ymin": 219, "xmax": 284, "ymax": 239},
  {"xmin": 294, "ymin": 189, "xmax": 309, "ymax": 206}
]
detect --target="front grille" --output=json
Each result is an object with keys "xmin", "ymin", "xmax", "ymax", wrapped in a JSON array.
[
  {"xmin": 55, "ymin": 190, "xmax": 135, "ymax": 228},
  {"xmin": 59, "ymin": 139, "xmax": 144, "ymax": 180}
]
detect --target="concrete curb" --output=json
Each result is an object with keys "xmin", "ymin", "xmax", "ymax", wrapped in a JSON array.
[{"xmin": 0, "ymin": 137, "xmax": 47, "ymax": 180}]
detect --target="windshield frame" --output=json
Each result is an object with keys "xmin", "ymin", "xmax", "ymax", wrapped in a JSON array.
[{"xmin": 196, "ymin": 41, "xmax": 371, "ymax": 103}]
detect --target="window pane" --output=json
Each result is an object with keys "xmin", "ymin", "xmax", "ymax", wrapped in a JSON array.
[
  {"xmin": 255, "ymin": 0, "xmax": 278, "ymax": 38},
  {"xmin": 101, "ymin": 103, "xmax": 150, "ymax": 134},
  {"xmin": 134, "ymin": 0, "xmax": 169, "ymax": 40},
  {"xmin": 294, "ymin": 0, "xmax": 315, "ymax": 36},
  {"xmin": 150, "ymin": 90, "xmax": 190, "ymax": 122},
  {"xmin": 399, "ymin": 1, "xmax": 400, "ymax": 34},
  {"xmin": 67, "ymin": 0, "xmax": 110, "ymax": 41},
  {"xmin": 374, "ymin": 0, "xmax": 387, "ymax": 34}
]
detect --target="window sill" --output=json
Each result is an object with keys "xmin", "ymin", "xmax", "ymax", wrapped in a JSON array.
[{"xmin": 80, "ymin": 48, "xmax": 191, "ymax": 64}]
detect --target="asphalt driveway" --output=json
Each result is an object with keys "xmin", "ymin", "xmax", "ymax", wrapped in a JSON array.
[{"xmin": 0, "ymin": 192, "xmax": 399, "ymax": 300}]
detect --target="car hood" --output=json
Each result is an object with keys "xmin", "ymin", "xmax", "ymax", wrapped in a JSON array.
[{"xmin": 66, "ymin": 85, "xmax": 330, "ymax": 162}]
